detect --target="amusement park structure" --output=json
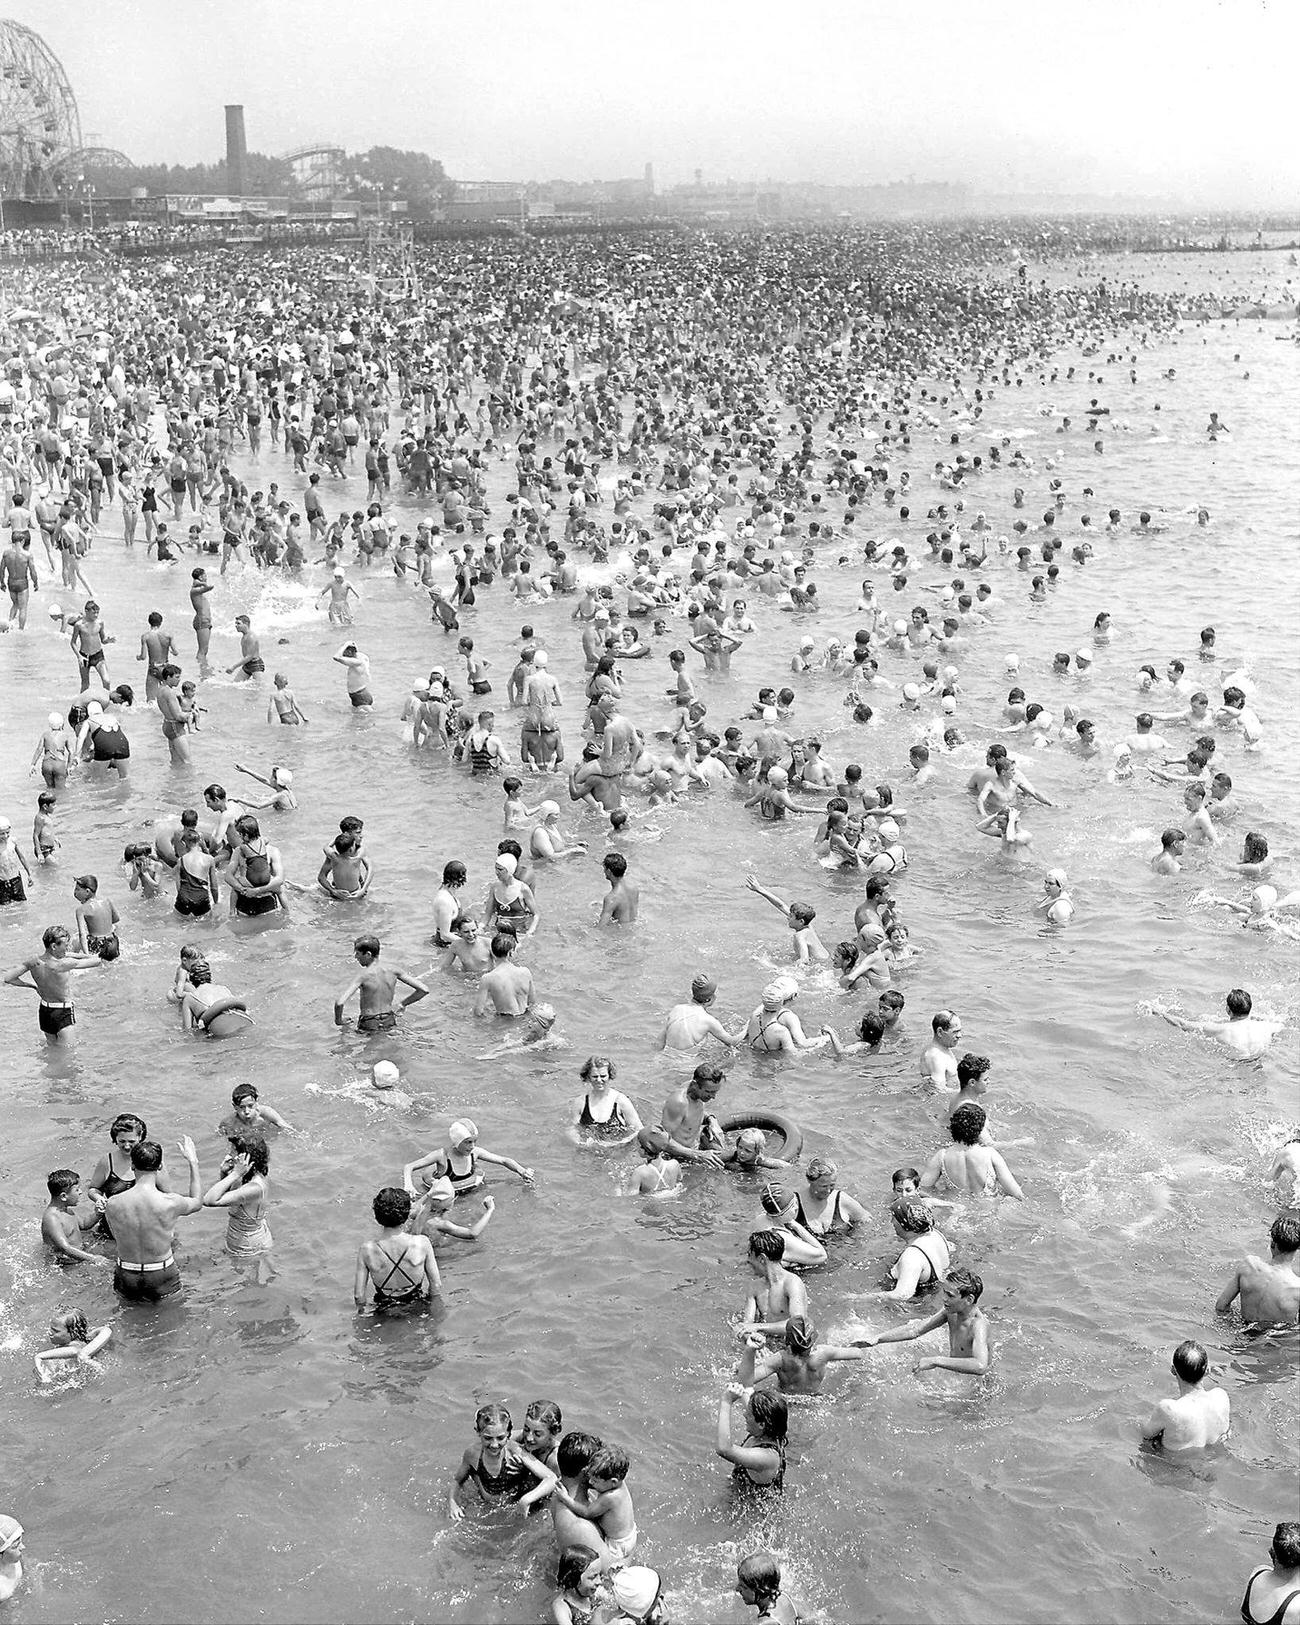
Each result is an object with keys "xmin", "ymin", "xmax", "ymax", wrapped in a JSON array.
[
  {"xmin": 0, "ymin": 18, "xmax": 86, "ymax": 199},
  {"xmin": 282, "ymin": 141, "xmax": 346, "ymax": 203}
]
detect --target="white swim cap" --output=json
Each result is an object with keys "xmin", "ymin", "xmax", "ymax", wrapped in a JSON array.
[
  {"xmin": 768, "ymin": 765, "xmax": 788, "ymax": 783},
  {"xmin": 902, "ymin": 683, "xmax": 921, "ymax": 702},
  {"xmin": 333, "ymin": 567, "xmax": 344, "ymax": 578},
  {"xmin": 941, "ymin": 695, "xmax": 957, "ymax": 713},
  {"xmin": 1005, "ymin": 654, "xmax": 1020, "ymax": 672},
  {"xmin": 533, "ymin": 650, "xmax": 548, "ymax": 668},
  {"xmin": 372, "ymin": 1060, "xmax": 400, "ymax": 1090},
  {"xmin": 448, "ymin": 1118, "xmax": 478, "ymax": 1146},
  {"xmin": 893, "ymin": 619, "xmax": 907, "ymax": 634},
  {"xmin": 273, "ymin": 768, "xmax": 293, "ymax": 787},
  {"xmin": 1045, "ymin": 868, "xmax": 1068, "ymax": 889},
  {"xmin": 1075, "ymin": 648, "xmax": 1092, "ymax": 664},
  {"xmin": 878, "ymin": 818, "xmax": 901, "ymax": 841},
  {"xmin": 1252, "ymin": 884, "xmax": 1278, "ymax": 912},
  {"xmin": 48, "ymin": 711, "xmax": 63, "ymax": 728},
  {"xmin": 537, "ymin": 799, "xmax": 560, "ymax": 819},
  {"xmin": 494, "ymin": 852, "xmax": 517, "ymax": 876},
  {"xmin": 800, "ymin": 636, "xmax": 814, "ymax": 650},
  {"xmin": 424, "ymin": 1174, "xmax": 455, "ymax": 1203},
  {"xmin": 761, "ymin": 706, "xmax": 778, "ymax": 723},
  {"xmin": 86, "ymin": 701, "xmax": 103, "ymax": 718}
]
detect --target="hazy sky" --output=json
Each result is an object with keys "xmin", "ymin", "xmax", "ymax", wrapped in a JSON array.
[{"xmin": 6, "ymin": 0, "xmax": 1297, "ymax": 202}]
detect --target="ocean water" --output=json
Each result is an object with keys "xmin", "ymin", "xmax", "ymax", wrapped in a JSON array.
[{"xmin": 0, "ymin": 245, "xmax": 1297, "ymax": 1624}]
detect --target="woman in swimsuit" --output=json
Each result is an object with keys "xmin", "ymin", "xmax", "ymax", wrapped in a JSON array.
[
  {"xmin": 226, "ymin": 818, "xmax": 284, "ymax": 918},
  {"xmin": 354, "ymin": 1186, "xmax": 442, "ymax": 1310},
  {"xmin": 173, "ymin": 829, "xmax": 219, "ymax": 916},
  {"xmin": 863, "ymin": 1199, "xmax": 952, "ymax": 1302},
  {"xmin": 745, "ymin": 979, "xmax": 827, "ymax": 1054},
  {"xmin": 570, "ymin": 1055, "xmax": 643, "ymax": 1146},
  {"xmin": 448, "ymin": 1402, "xmax": 557, "ymax": 1521},
  {"xmin": 87, "ymin": 1113, "xmax": 159, "ymax": 1239},
  {"xmin": 1241, "ymin": 1522, "xmax": 1300, "ymax": 1625},
  {"xmin": 404, "ymin": 1119, "xmax": 534, "ymax": 1197},
  {"xmin": 794, "ymin": 1157, "xmax": 870, "ymax": 1236},
  {"xmin": 484, "ymin": 855, "xmax": 538, "ymax": 938},
  {"xmin": 716, "ymin": 1383, "xmax": 788, "ymax": 1491},
  {"xmin": 203, "ymin": 1134, "xmax": 273, "ymax": 1262}
]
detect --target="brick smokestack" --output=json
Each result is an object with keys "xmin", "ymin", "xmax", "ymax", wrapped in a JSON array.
[{"xmin": 225, "ymin": 104, "xmax": 247, "ymax": 196}]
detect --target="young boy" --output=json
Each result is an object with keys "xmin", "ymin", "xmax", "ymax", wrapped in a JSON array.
[
  {"xmin": 40, "ymin": 1169, "xmax": 104, "ymax": 1265},
  {"xmin": 218, "ymin": 1082, "xmax": 294, "ymax": 1139},
  {"xmin": 73, "ymin": 875, "xmax": 120, "ymax": 959},
  {"xmin": 631, "ymin": 1127, "xmax": 683, "ymax": 1196},
  {"xmin": 551, "ymin": 1442, "xmax": 638, "ymax": 1560},
  {"xmin": 857, "ymin": 1267, "xmax": 991, "ymax": 1375},
  {"xmin": 721, "ymin": 1127, "xmax": 788, "ymax": 1173},
  {"xmin": 745, "ymin": 875, "xmax": 830, "ymax": 962},
  {"xmin": 742, "ymin": 1229, "xmax": 809, "ymax": 1338},
  {"xmin": 473, "ymin": 931, "xmax": 535, "ymax": 1017},
  {"xmin": 317, "ymin": 831, "xmax": 372, "ymax": 900},
  {"xmin": 0, "ymin": 815, "xmax": 33, "ymax": 900},
  {"xmin": 32, "ymin": 793, "xmax": 58, "ymax": 864},
  {"xmin": 227, "ymin": 615, "xmax": 264, "ymax": 679},
  {"xmin": 598, "ymin": 851, "xmax": 639, "ymax": 925},
  {"xmin": 333, "ymin": 934, "xmax": 430, "ymax": 1033}
]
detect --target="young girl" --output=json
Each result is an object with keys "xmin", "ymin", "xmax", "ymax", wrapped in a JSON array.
[
  {"xmin": 736, "ymin": 1550, "xmax": 801, "ymax": 1623},
  {"xmin": 33, "ymin": 1308, "xmax": 111, "ymax": 1383},
  {"xmin": 552, "ymin": 1544, "xmax": 604, "ymax": 1625},
  {"xmin": 123, "ymin": 842, "xmax": 163, "ymax": 900},
  {"xmin": 448, "ymin": 1402, "xmax": 556, "ymax": 1521},
  {"xmin": 716, "ymin": 1383, "xmax": 788, "ymax": 1491},
  {"xmin": 501, "ymin": 776, "xmax": 539, "ymax": 832},
  {"xmin": 0, "ymin": 1517, "xmax": 23, "ymax": 1601},
  {"xmin": 630, "ymin": 1127, "xmax": 681, "ymax": 1197}
]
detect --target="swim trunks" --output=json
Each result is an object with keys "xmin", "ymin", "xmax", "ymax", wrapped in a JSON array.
[
  {"xmin": 38, "ymin": 1001, "xmax": 75, "ymax": 1035},
  {"xmin": 358, "ymin": 1010, "xmax": 398, "ymax": 1034},
  {"xmin": 349, "ymin": 688, "xmax": 374, "ymax": 707},
  {"xmin": 88, "ymin": 933, "xmax": 120, "ymax": 961},
  {"xmin": 242, "ymin": 658, "xmax": 265, "ymax": 676},
  {"xmin": 0, "ymin": 875, "xmax": 26, "ymax": 904},
  {"xmin": 233, "ymin": 892, "xmax": 279, "ymax": 917},
  {"xmin": 113, "ymin": 1256, "xmax": 181, "ymax": 1303}
]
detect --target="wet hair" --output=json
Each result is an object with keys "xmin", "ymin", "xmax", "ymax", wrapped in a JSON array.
[
  {"xmin": 47, "ymin": 1168, "xmax": 79, "ymax": 1199},
  {"xmin": 1270, "ymin": 1214, "xmax": 1300, "ymax": 1253},
  {"xmin": 474, "ymin": 1402, "xmax": 513, "ymax": 1435},
  {"xmin": 188, "ymin": 959, "xmax": 212, "ymax": 987},
  {"xmin": 229, "ymin": 1133, "xmax": 269, "ymax": 1177},
  {"xmin": 748, "ymin": 1229, "xmax": 786, "ymax": 1262},
  {"xmin": 932, "ymin": 1009, "xmax": 959, "ymax": 1035},
  {"xmin": 354, "ymin": 934, "xmax": 381, "ymax": 958},
  {"xmin": 1171, "ymin": 1340, "xmax": 1208, "ymax": 1383},
  {"xmin": 74, "ymin": 874, "xmax": 98, "ymax": 895},
  {"xmin": 1242, "ymin": 831, "xmax": 1268, "ymax": 862},
  {"xmin": 130, "ymin": 1140, "xmax": 165, "ymax": 1173},
  {"xmin": 231, "ymin": 1083, "xmax": 259, "ymax": 1106},
  {"xmin": 110, "ymin": 1113, "xmax": 147, "ymax": 1142},
  {"xmin": 956, "ymin": 1053, "xmax": 991, "ymax": 1087},
  {"xmin": 442, "ymin": 860, "xmax": 467, "ymax": 886},
  {"xmin": 587, "ymin": 1443, "xmax": 629, "ymax": 1483},
  {"xmin": 857, "ymin": 1011, "xmax": 885, "ymax": 1046},
  {"xmin": 737, "ymin": 1550, "xmax": 783, "ymax": 1604},
  {"xmin": 892, "ymin": 1166, "xmax": 922, "ymax": 1189},
  {"xmin": 949, "ymin": 1104, "xmax": 987, "ymax": 1145},
  {"xmin": 1226, "ymin": 988, "xmax": 1252, "ymax": 1016},
  {"xmin": 1271, "ymin": 1524, "xmax": 1300, "ymax": 1570},
  {"xmin": 891, "ymin": 1198, "xmax": 935, "ymax": 1234},
  {"xmin": 556, "ymin": 1430, "xmax": 602, "ymax": 1477},
  {"xmin": 603, "ymin": 851, "xmax": 627, "ymax": 878},
  {"xmin": 59, "ymin": 1308, "xmax": 90, "ymax": 1343},
  {"xmin": 1160, "ymin": 829, "xmax": 1184, "ymax": 850},
  {"xmin": 789, "ymin": 902, "xmax": 816, "ymax": 927},
  {"xmin": 579, "ymin": 1055, "xmax": 616, "ymax": 1082},
  {"xmin": 747, "ymin": 1389, "xmax": 789, "ymax": 1442},
  {"xmin": 557, "ymin": 1544, "xmax": 602, "ymax": 1591},
  {"xmin": 42, "ymin": 924, "xmax": 70, "ymax": 950},
  {"xmin": 490, "ymin": 931, "xmax": 516, "ymax": 959},
  {"xmin": 879, "ymin": 989, "xmax": 905, "ymax": 1014},
  {"xmin": 372, "ymin": 1186, "xmax": 412, "ymax": 1227},
  {"xmin": 524, "ymin": 1399, "xmax": 562, "ymax": 1437},
  {"xmin": 945, "ymin": 1267, "xmax": 983, "ymax": 1302}
]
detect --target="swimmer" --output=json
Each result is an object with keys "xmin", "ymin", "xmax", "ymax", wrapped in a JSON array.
[
  {"xmin": 857, "ymin": 1266, "xmax": 991, "ymax": 1375},
  {"xmin": 745, "ymin": 876, "xmax": 830, "ymax": 963},
  {"xmin": 1150, "ymin": 828, "xmax": 1186, "ymax": 875},
  {"xmin": 919, "ymin": 1104, "xmax": 1024, "ymax": 1199},
  {"xmin": 735, "ymin": 1551, "xmax": 802, "ymax": 1625},
  {"xmin": 1147, "ymin": 988, "xmax": 1282, "ymax": 1060},
  {"xmin": 333, "ymin": 934, "xmax": 430, "ymax": 1032},
  {"xmin": 745, "ymin": 977, "xmax": 829, "ymax": 1054},
  {"xmin": 659, "ymin": 974, "xmax": 743, "ymax": 1050},
  {"xmin": 413, "ymin": 1177, "xmax": 496, "ymax": 1248},
  {"xmin": 630, "ymin": 1127, "xmax": 683, "ymax": 1196},
  {"xmin": 1214, "ymin": 1215, "xmax": 1300, "ymax": 1326},
  {"xmin": 1139, "ymin": 1340, "xmax": 1230, "ymax": 1450},
  {"xmin": 403, "ymin": 1119, "xmax": 534, "ymax": 1195},
  {"xmin": 1037, "ymin": 867, "xmax": 1075, "ymax": 924},
  {"xmin": 742, "ymin": 1229, "xmax": 809, "ymax": 1338},
  {"xmin": 235, "ymin": 762, "xmax": 298, "ymax": 810},
  {"xmin": 1266, "ymin": 1137, "xmax": 1300, "ymax": 1208},
  {"xmin": 476, "ymin": 1002, "xmax": 565, "ymax": 1057},
  {"xmin": 734, "ymin": 1317, "xmax": 872, "ymax": 1394},
  {"xmin": 1201, "ymin": 886, "xmax": 1300, "ymax": 940},
  {"xmin": 32, "ymin": 1307, "xmax": 111, "ymax": 1382},
  {"xmin": 353, "ymin": 1186, "xmax": 441, "ymax": 1311}
]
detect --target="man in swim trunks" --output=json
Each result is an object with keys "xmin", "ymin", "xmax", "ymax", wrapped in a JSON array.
[
  {"xmin": 1214, "ymin": 1215, "xmax": 1300, "ymax": 1326},
  {"xmin": 3, "ymin": 923, "xmax": 108, "ymax": 1045},
  {"xmin": 1139, "ymin": 1340, "xmax": 1230, "ymax": 1450},
  {"xmin": 137, "ymin": 610, "xmax": 177, "ymax": 704},
  {"xmin": 334, "ymin": 934, "xmax": 430, "ymax": 1032},
  {"xmin": 659, "ymin": 1063, "xmax": 728, "ymax": 1168},
  {"xmin": 0, "ymin": 534, "xmax": 38, "ymax": 629},
  {"xmin": 227, "ymin": 615, "xmax": 264, "ymax": 680},
  {"xmin": 157, "ymin": 665, "xmax": 192, "ymax": 766},
  {"xmin": 334, "ymin": 642, "xmax": 373, "ymax": 710},
  {"xmin": 920, "ymin": 1009, "xmax": 963, "ymax": 1088},
  {"xmin": 105, "ymin": 1137, "xmax": 203, "ymax": 1304},
  {"xmin": 189, "ymin": 568, "xmax": 215, "ymax": 667},
  {"xmin": 1148, "ymin": 988, "xmax": 1282, "ymax": 1060},
  {"xmin": 225, "ymin": 817, "xmax": 285, "ymax": 917},
  {"xmin": 354, "ymin": 1186, "xmax": 442, "ymax": 1310}
]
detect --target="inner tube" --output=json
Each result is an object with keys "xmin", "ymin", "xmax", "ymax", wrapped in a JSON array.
[
  {"xmin": 200, "ymin": 996, "xmax": 253, "ymax": 1039},
  {"xmin": 720, "ymin": 1111, "xmax": 803, "ymax": 1162}
]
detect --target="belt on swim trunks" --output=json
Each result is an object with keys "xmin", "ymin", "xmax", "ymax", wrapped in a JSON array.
[
  {"xmin": 116, "ymin": 1254, "xmax": 175, "ymax": 1272},
  {"xmin": 39, "ymin": 1000, "xmax": 73, "ymax": 1009}
]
